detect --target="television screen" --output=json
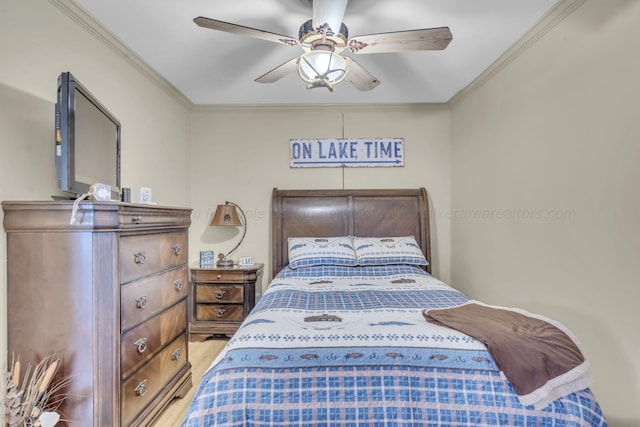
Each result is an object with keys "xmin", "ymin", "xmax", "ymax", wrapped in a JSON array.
[{"xmin": 55, "ymin": 72, "xmax": 121, "ymax": 199}]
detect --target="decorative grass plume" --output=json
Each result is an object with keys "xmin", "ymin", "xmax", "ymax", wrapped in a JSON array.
[{"xmin": 3, "ymin": 353, "xmax": 71, "ymax": 427}]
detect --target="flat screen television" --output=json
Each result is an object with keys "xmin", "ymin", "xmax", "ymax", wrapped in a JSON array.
[{"xmin": 55, "ymin": 71, "xmax": 121, "ymax": 200}]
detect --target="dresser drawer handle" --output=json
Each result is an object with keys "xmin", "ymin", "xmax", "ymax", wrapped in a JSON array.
[
  {"xmin": 172, "ymin": 244, "xmax": 182, "ymax": 255},
  {"xmin": 135, "ymin": 337, "xmax": 148, "ymax": 354},
  {"xmin": 172, "ymin": 348, "xmax": 181, "ymax": 361},
  {"xmin": 216, "ymin": 274, "xmax": 222, "ymax": 280},
  {"xmin": 174, "ymin": 279, "xmax": 183, "ymax": 292},
  {"xmin": 134, "ymin": 251, "xmax": 146, "ymax": 265},
  {"xmin": 132, "ymin": 216, "xmax": 143, "ymax": 224},
  {"xmin": 215, "ymin": 308, "xmax": 226, "ymax": 318},
  {"xmin": 135, "ymin": 296, "xmax": 148, "ymax": 309},
  {"xmin": 215, "ymin": 290, "xmax": 226, "ymax": 299},
  {"xmin": 135, "ymin": 379, "xmax": 148, "ymax": 398}
]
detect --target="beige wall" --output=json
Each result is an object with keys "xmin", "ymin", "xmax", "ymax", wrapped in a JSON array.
[
  {"xmin": 1, "ymin": 0, "xmax": 637, "ymax": 425},
  {"xmin": 0, "ymin": 0, "xmax": 191, "ymax": 386},
  {"xmin": 450, "ymin": 0, "xmax": 640, "ymax": 424},
  {"xmin": 189, "ymin": 105, "xmax": 451, "ymax": 283}
]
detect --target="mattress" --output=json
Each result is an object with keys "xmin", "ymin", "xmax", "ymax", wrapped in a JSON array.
[{"xmin": 182, "ymin": 265, "xmax": 607, "ymax": 426}]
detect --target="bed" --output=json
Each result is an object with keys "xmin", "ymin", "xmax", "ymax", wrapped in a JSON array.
[{"xmin": 182, "ymin": 188, "xmax": 607, "ymax": 426}]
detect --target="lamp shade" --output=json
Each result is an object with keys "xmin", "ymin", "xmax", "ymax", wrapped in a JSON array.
[
  {"xmin": 210, "ymin": 203, "xmax": 242, "ymax": 226},
  {"xmin": 298, "ymin": 50, "xmax": 348, "ymax": 86}
]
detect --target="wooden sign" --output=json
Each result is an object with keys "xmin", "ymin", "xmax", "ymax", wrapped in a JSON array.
[{"xmin": 290, "ymin": 138, "xmax": 404, "ymax": 168}]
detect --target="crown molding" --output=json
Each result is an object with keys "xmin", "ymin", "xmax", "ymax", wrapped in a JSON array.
[
  {"xmin": 50, "ymin": 0, "xmax": 194, "ymax": 109},
  {"xmin": 448, "ymin": 0, "xmax": 586, "ymax": 106},
  {"xmin": 190, "ymin": 102, "xmax": 447, "ymax": 112}
]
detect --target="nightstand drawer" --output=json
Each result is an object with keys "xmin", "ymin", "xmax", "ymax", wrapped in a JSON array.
[
  {"xmin": 121, "ymin": 265, "xmax": 188, "ymax": 331},
  {"xmin": 196, "ymin": 304, "xmax": 244, "ymax": 321},
  {"xmin": 121, "ymin": 301, "xmax": 187, "ymax": 379},
  {"xmin": 196, "ymin": 284, "xmax": 244, "ymax": 303},
  {"xmin": 191, "ymin": 268, "xmax": 258, "ymax": 283},
  {"xmin": 119, "ymin": 231, "xmax": 188, "ymax": 283}
]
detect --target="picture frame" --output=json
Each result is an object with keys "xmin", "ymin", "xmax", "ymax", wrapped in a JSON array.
[{"xmin": 199, "ymin": 250, "xmax": 215, "ymax": 268}]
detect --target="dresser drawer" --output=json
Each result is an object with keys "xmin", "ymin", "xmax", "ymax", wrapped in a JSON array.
[
  {"xmin": 121, "ymin": 333, "xmax": 188, "ymax": 426},
  {"xmin": 195, "ymin": 284, "xmax": 244, "ymax": 303},
  {"xmin": 191, "ymin": 268, "xmax": 258, "ymax": 283},
  {"xmin": 119, "ymin": 231, "xmax": 188, "ymax": 283},
  {"xmin": 118, "ymin": 205, "xmax": 191, "ymax": 229},
  {"xmin": 121, "ymin": 301, "xmax": 187, "ymax": 379},
  {"xmin": 196, "ymin": 304, "xmax": 244, "ymax": 321},
  {"xmin": 121, "ymin": 265, "xmax": 188, "ymax": 331}
]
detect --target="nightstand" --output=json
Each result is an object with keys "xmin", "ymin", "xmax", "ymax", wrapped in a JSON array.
[{"xmin": 189, "ymin": 263, "xmax": 264, "ymax": 341}]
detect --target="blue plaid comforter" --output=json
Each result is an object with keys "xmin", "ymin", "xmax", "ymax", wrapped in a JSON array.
[{"xmin": 182, "ymin": 266, "xmax": 607, "ymax": 426}]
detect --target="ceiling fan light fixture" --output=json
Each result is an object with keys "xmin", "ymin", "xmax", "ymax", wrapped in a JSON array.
[{"xmin": 298, "ymin": 50, "xmax": 349, "ymax": 91}]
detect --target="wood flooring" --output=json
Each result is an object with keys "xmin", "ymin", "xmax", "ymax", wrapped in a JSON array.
[{"xmin": 153, "ymin": 338, "xmax": 227, "ymax": 426}]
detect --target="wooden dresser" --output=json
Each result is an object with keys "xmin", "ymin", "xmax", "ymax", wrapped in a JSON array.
[{"xmin": 2, "ymin": 201, "xmax": 192, "ymax": 426}]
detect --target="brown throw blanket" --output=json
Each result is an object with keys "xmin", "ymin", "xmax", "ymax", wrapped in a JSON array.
[{"xmin": 423, "ymin": 301, "xmax": 592, "ymax": 409}]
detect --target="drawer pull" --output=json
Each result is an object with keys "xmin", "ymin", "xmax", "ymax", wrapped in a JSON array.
[
  {"xmin": 215, "ymin": 290, "xmax": 226, "ymax": 299},
  {"xmin": 174, "ymin": 279, "xmax": 183, "ymax": 292},
  {"xmin": 135, "ymin": 337, "xmax": 148, "ymax": 354},
  {"xmin": 216, "ymin": 274, "xmax": 222, "ymax": 280},
  {"xmin": 135, "ymin": 379, "xmax": 148, "ymax": 398},
  {"xmin": 172, "ymin": 244, "xmax": 182, "ymax": 255},
  {"xmin": 172, "ymin": 348, "xmax": 181, "ymax": 361},
  {"xmin": 135, "ymin": 296, "xmax": 148, "ymax": 309},
  {"xmin": 132, "ymin": 216, "xmax": 143, "ymax": 224},
  {"xmin": 215, "ymin": 308, "xmax": 226, "ymax": 318},
  {"xmin": 134, "ymin": 251, "xmax": 146, "ymax": 265}
]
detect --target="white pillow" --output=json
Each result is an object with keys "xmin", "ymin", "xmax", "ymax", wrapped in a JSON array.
[
  {"xmin": 353, "ymin": 236, "xmax": 428, "ymax": 266},
  {"xmin": 287, "ymin": 236, "xmax": 357, "ymax": 269}
]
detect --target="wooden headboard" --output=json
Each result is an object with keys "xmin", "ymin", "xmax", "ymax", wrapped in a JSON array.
[{"xmin": 271, "ymin": 188, "xmax": 431, "ymax": 277}]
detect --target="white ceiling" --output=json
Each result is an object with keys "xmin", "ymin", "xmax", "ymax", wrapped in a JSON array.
[{"xmin": 72, "ymin": 0, "xmax": 560, "ymax": 106}]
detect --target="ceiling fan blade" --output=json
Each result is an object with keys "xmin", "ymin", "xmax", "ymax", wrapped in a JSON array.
[
  {"xmin": 312, "ymin": 0, "xmax": 348, "ymax": 35},
  {"xmin": 344, "ymin": 57, "xmax": 380, "ymax": 91},
  {"xmin": 347, "ymin": 27, "xmax": 452, "ymax": 54},
  {"xmin": 255, "ymin": 57, "xmax": 300, "ymax": 83},
  {"xmin": 194, "ymin": 17, "xmax": 299, "ymax": 47}
]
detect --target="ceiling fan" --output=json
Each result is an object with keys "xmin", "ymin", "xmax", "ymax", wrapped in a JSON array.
[{"xmin": 194, "ymin": 0, "xmax": 452, "ymax": 92}]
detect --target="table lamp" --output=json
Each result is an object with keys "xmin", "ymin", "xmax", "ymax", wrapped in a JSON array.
[{"xmin": 209, "ymin": 201, "xmax": 246, "ymax": 267}]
